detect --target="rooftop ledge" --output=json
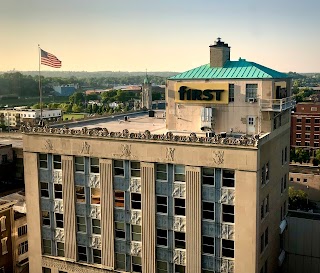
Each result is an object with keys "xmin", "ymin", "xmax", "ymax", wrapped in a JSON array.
[{"xmin": 21, "ymin": 124, "xmax": 262, "ymax": 148}]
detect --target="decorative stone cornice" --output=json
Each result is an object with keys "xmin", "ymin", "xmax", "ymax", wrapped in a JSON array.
[{"xmin": 21, "ymin": 125, "xmax": 259, "ymax": 147}]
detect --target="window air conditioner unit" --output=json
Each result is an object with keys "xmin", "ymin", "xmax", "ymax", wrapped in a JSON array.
[{"xmin": 248, "ymin": 98, "xmax": 256, "ymax": 103}]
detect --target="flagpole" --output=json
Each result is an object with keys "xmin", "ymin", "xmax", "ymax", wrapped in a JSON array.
[{"xmin": 38, "ymin": 44, "xmax": 43, "ymax": 126}]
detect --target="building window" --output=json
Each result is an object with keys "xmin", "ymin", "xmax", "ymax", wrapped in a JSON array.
[
  {"xmin": 202, "ymin": 236, "xmax": 215, "ymax": 255},
  {"xmin": 18, "ymin": 241, "xmax": 28, "ymax": 255},
  {"xmin": 297, "ymin": 118, "xmax": 302, "ymax": 123},
  {"xmin": 92, "ymin": 249, "xmax": 101, "ymax": 264},
  {"xmin": 42, "ymin": 211, "xmax": 50, "ymax": 226},
  {"xmin": 222, "ymin": 239, "xmax": 234, "ymax": 258},
  {"xmin": 245, "ymin": 84, "xmax": 258, "ymax": 101},
  {"xmin": 115, "ymin": 253, "xmax": 126, "ymax": 270},
  {"xmin": 284, "ymin": 146, "xmax": 288, "ymax": 163},
  {"xmin": 202, "ymin": 168, "xmax": 215, "ymax": 186},
  {"xmin": 174, "ymin": 231, "xmax": 186, "ymax": 249},
  {"xmin": 43, "ymin": 239, "xmax": 51, "ymax": 255},
  {"xmin": 75, "ymin": 156, "xmax": 85, "ymax": 172},
  {"xmin": 261, "ymin": 163, "xmax": 269, "ymax": 185},
  {"xmin": 115, "ymin": 222, "xmax": 126, "ymax": 239},
  {"xmin": 1, "ymin": 237, "xmax": 8, "ymax": 255},
  {"xmin": 261, "ymin": 195, "xmax": 269, "ymax": 220},
  {"xmin": 260, "ymin": 228, "xmax": 269, "ymax": 253},
  {"xmin": 229, "ymin": 84, "xmax": 235, "ymax": 102},
  {"xmin": 296, "ymin": 141, "xmax": 301, "ymax": 146},
  {"xmin": 77, "ymin": 216, "xmax": 86, "ymax": 233},
  {"xmin": 157, "ymin": 229, "xmax": 168, "ymax": 247},
  {"xmin": 315, "ymin": 119, "xmax": 320, "ymax": 123},
  {"xmin": 114, "ymin": 160, "xmax": 124, "ymax": 176},
  {"xmin": 315, "ymin": 135, "xmax": 319, "ymax": 139},
  {"xmin": 90, "ymin": 158, "xmax": 99, "ymax": 173},
  {"xmin": 157, "ymin": 261, "xmax": 168, "ymax": 273},
  {"xmin": 114, "ymin": 190, "xmax": 125, "ymax": 208},
  {"xmin": 39, "ymin": 154, "xmax": 48, "ymax": 169},
  {"xmin": 55, "ymin": 213, "xmax": 64, "ymax": 228},
  {"xmin": 92, "ymin": 219, "xmax": 101, "ymax": 234},
  {"xmin": 306, "ymin": 118, "xmax": 311, "ymax": 123},
  {"xmin": 75, "ymin": 186, "xmax": 85, "ymax": 203},
  {"xmin": 222, "ymin": 204, "xmax": 234, "ymax": 223},
  {"xmin": 306, "ymin": 127, "xmax": 311, "ymax": 132},
  {"xmin": 305, "ymin": 134, "xmax": 310, "ymax": 139},
  {"xmin": 203, "ymin": 201, "xmax": 215, "ymax": 221},
  {"xmin": 40, "ymin": 182, "xmax": 49, "ymax": 198},
  {"xmin": 157, "ymin": 196, "xmax": 168, "ymax": 214},
  {"xmin": 131, "ymin": 225, "xmax": 142, "ymax": 242},
  {"xmin": 296, "ymin": 125, "xmax": 301, "ymax": 131},
  {"xmin": 54, "ymin": 184, "xmax": 63, "ymax": 199},
  {"xmin": 78, "ymin": 245, "xmax": 87, "ymax": 262},
  {"xmin": 174, "ymin": 198, "xmax": 186, "ymax": 216},
  {"xmin": 131, "ymin": 161, "xmax": 141, "ymax": 177},
  {"xmin": 156, "ymin": 164, "xmax": 167, "ymax": 181},
  {"xmin": 315, "ymin": 143, "xmax": 319, "ymax": 147},
  {"xmin": 305, "ymin": 142, "xmax": 310, "ymax": 146},
  {"xmin": 316, "ymin": 127, "xmax": 320, "ymax": 132},
  {"xmin": 222, "ymin": 170, "xmax": 235, "ymax": 187},
  {"xmin": 91, "ymin": 188, "xmax": 100, "ymax": 204},
  {"xmin": 53, "ymin": 155, "xmax": 62, "ymax": 170},
  {"xmin": 296, "ymin": 133, "xmax": 301, "ymax": 138},
  {"xmin": 131, "ymin": 193, "xmax": 141, "ymax": 210},
  {"xmin": 42, "ymin": 268, "xmax": 51, "ymax": 273},
  {"xmin": 132, "ymin": 256, "xmax": 142, "ymax": 273},
  {"xmin": 174, "ymin": 265, "xmax": 186, "ymax": 273},
  {"xmin": 0, "ymin": 216, "xmax": 5, "ymax": 232},
  {"xmin": 174, "ymin": 165, "xmax": 185, "ymax": 182},
  {"xmin": 18, "ymin": 225, "xmax": 27, "ymax": 237},
  {"xmin": 56, "ymin": 242, "xmax": 64, "ymax": 257}
]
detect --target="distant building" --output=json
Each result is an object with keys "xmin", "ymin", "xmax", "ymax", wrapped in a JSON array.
[
  {"xmin": 289, "ymin": 164, "xmax": 320, "ymax": 202},
  {"xmin": 141, "ymin": 74, "xmax": 152, "ymax": 109},
  {"xmin": 0, "ymin": 144, "xmax": 14, "ymax": 183},
  {"xmin": 291, "ymin": 102, "xmax": 320, "ymax": 151},
  {"xmin": 0, "ymin": 108, "xmax": 61, "ymax": 128},
  {"xmin": 53, "ymin": 84, "xmax": 78, "ymax": 96},
  {"xmin": 0, "ymin": 191, "xmax": 28, "ymax": 273}
]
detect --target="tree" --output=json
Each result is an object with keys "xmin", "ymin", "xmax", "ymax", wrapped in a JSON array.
[
  {"xmin": 293, "ymin": 148, "xmax": 310, "ymax": 163},
  {"xmin": 87, "ymin": 104, "xmax": 93, "ymax": 114},
  {"xmin": 72, "ymin": 104, "xmax": 83, "ymax": 113},
  {"xmin": 69, "ymin": 92, "xmax": 85, "ymax": 105},
  {"xmin": 288, "ymin": 187, "xmax": 310, "ymax": 211}
]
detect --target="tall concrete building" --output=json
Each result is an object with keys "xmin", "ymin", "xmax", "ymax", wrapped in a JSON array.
[{"xmin": 23, "ymin": 38, "xmax": 295, "ymax": 273}]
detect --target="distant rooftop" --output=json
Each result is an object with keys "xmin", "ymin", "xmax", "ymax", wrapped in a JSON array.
[{"xmin": 169, "ymin": 59, "xmax": 290, "ymax": 80}]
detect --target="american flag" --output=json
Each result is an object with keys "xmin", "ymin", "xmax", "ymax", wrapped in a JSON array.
[{"xmin": 40, "ymin": 49, "xmax": 62, "ymax": 68}]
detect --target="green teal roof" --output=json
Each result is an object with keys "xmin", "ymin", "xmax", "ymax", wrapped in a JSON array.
[
  {"xmin": 144, "ymin": 76, "xmax": 150, "ymax": 84},
  {"xmin": 169, "ymin": 59, "xmax": 290, "ymax": 80}
]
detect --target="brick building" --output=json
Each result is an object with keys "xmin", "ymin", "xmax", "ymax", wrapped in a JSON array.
[{"xmin": 291, "ymin": 102, "xmax": 320, "ymax": 151}]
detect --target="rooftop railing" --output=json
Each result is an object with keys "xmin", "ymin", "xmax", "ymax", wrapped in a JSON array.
[{"xmin": 260, "ymin": 96, "xmax": 296, "ymax": 112}]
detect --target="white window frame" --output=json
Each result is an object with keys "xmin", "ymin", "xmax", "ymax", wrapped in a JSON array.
[
  {"xmin": 1, "ymin": 237, "xmax": 8, "ymax": 255},
  {"xmin": 0, "ymin": 216, "xmax": 6, "ymax": 232},
  {"xmin": 75, "ymin": 156, "xmax": 85, "ymax": 172},
  {"xmin": 76, "ymin": 216, "xmax": 86, "ymax": 233},
  {"xmin": 114, "ymin": 160, "xmax": 124, "ymax": 177},
  {"xmin": 18, "ymin": 240, "xmax": 28, "ymax": 255},
  {"xmin": 156, "ymin": 163, "xmax": 168, "ymax": 181}
]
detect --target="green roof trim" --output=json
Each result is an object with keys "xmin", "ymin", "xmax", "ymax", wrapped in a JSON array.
[{"xmin": 169, "ymin": 59, "xmax": 290, "ymax": 80}]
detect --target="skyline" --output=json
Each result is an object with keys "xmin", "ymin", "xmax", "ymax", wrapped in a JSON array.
[{"xmin": 1, "ymin": 0, "xmax": 320, "ymax": 73}]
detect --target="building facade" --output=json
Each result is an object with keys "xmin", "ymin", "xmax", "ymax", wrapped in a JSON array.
[
  {"xmin": 0, "ymin": 108, "xmax": 61, "ymax": 128},
  {"xmin": 24, "ymin": 38, "xmax": 293, "ymax": 273},
  {"xmin": 291, "ymin": 102, "xmax": 320, "ymax": 151},
  {"xmin": 141, "ymin": 75, "xmax": 152, "ymax": 110}
]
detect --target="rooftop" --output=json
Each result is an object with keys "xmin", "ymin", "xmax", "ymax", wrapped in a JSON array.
[
  {"xmin": 22, "ymin": 111, "xmax": 263, "ymax": 148},
  {"xmin": 169, "ymin": 59, "xmax": 289, "ymax": 80}
]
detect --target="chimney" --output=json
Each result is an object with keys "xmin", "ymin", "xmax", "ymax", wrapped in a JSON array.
[{"xmin": 209, "ymin": 37, "xmax": 230, "ymax": 67}]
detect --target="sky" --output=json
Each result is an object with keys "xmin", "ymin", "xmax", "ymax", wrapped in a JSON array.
[{"xmin": 0, "ymin": 0, "xmax": 319, "ymax": 73}]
